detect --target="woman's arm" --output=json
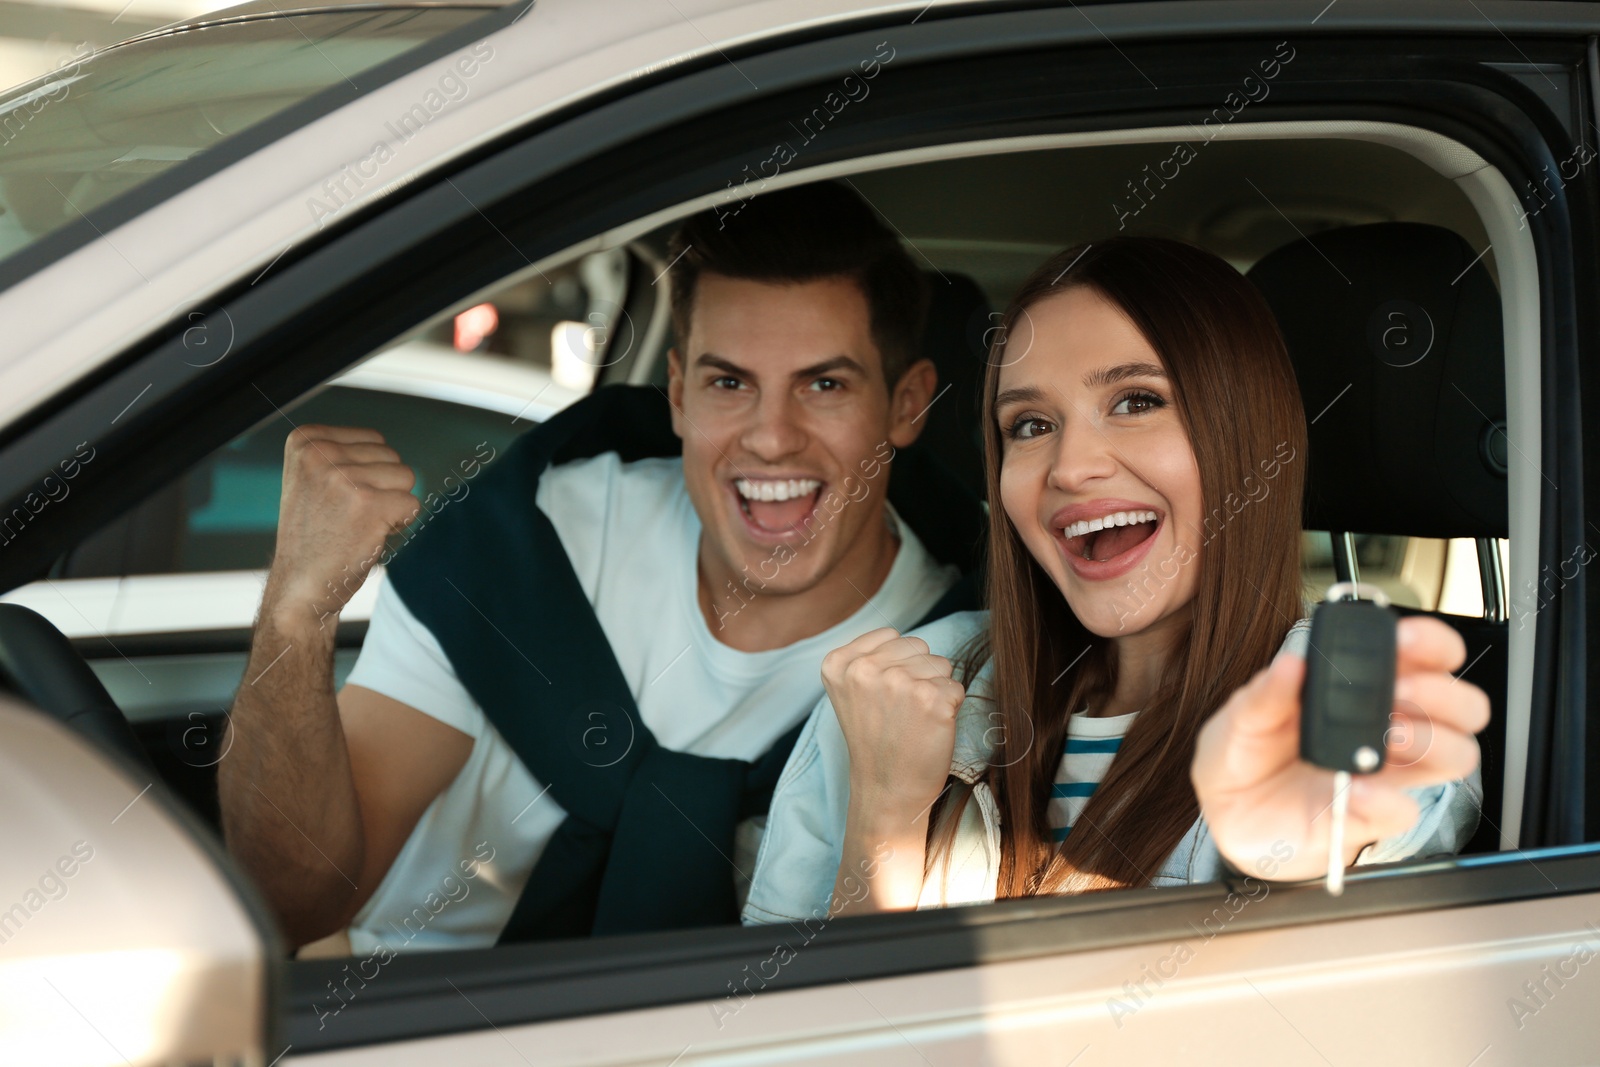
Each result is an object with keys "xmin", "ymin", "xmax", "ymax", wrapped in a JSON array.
[
  {"xmin": 820, "ymin": 627, "xmax": 966, "ymax": 916},
  {"xmin": 830, "ymin": 800, "xmax": 933, "ymax": 916},
  {"xmin": 1193, "ymin": 615, "xmax": 1490, "ymax": 882}
]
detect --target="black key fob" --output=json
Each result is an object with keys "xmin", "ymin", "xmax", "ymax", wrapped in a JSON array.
[{"xmin": 1299, "ymin": 591, "xmax": 1397, "ymax": 775}]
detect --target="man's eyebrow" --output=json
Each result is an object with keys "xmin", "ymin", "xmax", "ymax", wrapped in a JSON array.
[
  {"xmin": 992, "ymin": 384, "xmax": 1046, "ymax": 413},
  {"xmin": 1083, "ymin": 361, "xmax": 1167, "ymax": 388},
  {"xmin": 692, "ymin": 353, "xmax": 871, "ymax": 381},
  {"xmin": 793, "ymin": 355, "xmax": 869, "ymax": 381},
  {"xmin": 693, "ymin": 353, "xmax": 752, "ymax": 377}
]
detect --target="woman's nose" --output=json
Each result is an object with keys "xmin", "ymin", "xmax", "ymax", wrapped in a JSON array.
[{"xmin": 1047, "ymin": 412, "xmax": 1117, "ymax": 492}]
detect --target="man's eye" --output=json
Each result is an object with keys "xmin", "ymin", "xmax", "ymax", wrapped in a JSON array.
[
  {"xmin": 1006, "ymin": 416, "xmax": 1054, "ymax": 439},
  {"xmin": 711, "ymin": 376, "xmax": 743, "ymax": 390},
  {"xmin": 811, "ymin": 377, "xmax": 844, "ymax": 392},
  {"xmin": 1111, "ymin": 390, "xmax": 1165, "ymax": 416}
]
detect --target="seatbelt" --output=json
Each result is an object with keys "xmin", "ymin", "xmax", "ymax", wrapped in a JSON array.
[{"xmin": 386, "ymin": 385, "xmax": 983, "ymax": 940}]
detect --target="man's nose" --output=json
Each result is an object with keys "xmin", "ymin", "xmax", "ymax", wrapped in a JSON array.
[
  {"xmin": 740, "ymin": 390, "xmax": 809, "ymax": 460},
  {"xmin": 1047, "ymin": 411, "xmax": 1117, "ymax": 493}
]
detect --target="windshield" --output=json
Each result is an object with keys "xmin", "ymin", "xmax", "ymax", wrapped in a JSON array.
[{"xmin": 0, "ymin": 5, "xmax": 498, "ymax": 279}]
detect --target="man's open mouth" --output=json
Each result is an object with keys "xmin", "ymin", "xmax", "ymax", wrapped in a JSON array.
[
  {"xmin": 1060, "ymin": 509, "xmax": 1160, "ymax": 563},
  {"xmin": 734, "ymin": 477, "xmax": 824, "ymax": 535}
]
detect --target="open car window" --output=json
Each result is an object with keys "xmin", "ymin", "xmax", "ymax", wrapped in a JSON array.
[{"xmin": 40, "ymin": 128, "xmax": 1520, "ymax": 885}]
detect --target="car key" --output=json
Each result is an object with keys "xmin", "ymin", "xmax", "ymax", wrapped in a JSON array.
[{"xmin": 1300, "ymin": 583, "xmax": 1397, "ymax": 896}]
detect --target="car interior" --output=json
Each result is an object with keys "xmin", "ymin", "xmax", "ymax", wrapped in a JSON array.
[{"xmin": 5, "ymin": 132, "xmax": 1517, "ymax": 948}]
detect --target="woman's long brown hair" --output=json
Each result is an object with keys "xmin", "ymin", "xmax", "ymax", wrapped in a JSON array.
[{"xmin": 932, "ymin": 237, "xmax": 1308, "ymax": 897}]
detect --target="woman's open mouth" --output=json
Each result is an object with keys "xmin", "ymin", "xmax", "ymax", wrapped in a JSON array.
[
  {"xmin": 732, "ymin": 477, "xmax": 824, "ymax": 540},
  {"xmin": 1056, "ymin": 508, "xmax": 1162, "ymax": 581}
]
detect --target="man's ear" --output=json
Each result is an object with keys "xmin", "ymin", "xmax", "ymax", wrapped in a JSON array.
[
  {"xmin": 887, "ymin": 358, "xmax": 938, "ymax": 449},
  {"xmin": 666, "ymin": 347, "xmax": 687, "ymax": 440}
]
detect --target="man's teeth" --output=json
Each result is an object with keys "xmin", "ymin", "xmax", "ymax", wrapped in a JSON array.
[
  {"xmin": 735, "ymin": 478, "xmax": 822, "ymax": 503},
  {"xmin": 1061, "ymin": 510, "xmax": 1159, "ymax": 540}
]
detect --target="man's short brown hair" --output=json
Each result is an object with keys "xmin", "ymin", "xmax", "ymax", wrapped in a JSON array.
[{"xmin": 667, "ymin": 181, "xmax": 929, "ymax": 384}]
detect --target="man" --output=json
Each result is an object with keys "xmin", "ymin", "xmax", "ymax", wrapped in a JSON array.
[{"xmin": 218, "ymin": 182, "xmax": 972, "ymax": 954}]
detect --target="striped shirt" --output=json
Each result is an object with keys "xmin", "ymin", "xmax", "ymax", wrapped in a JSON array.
[{"xmin": 1048, "ymin": 709, "xmax": 1139, "ymax": 842}]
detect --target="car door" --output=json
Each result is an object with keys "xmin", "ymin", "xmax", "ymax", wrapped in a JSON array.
[{"xmin": 2, "ymin": 2, "xmax": 1599, "ymax": 1065}]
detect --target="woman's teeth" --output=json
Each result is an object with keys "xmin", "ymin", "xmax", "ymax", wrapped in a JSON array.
[
  {"xmin": 1060, "ymin": 510, "xmax": 1159, "ymax": 540},
  {"xmin": 735, "ymin": 478, "xmax": 821, "ymax": 502}
]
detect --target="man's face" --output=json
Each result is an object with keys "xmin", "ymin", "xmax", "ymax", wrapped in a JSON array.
[{"xmin": 667, "ymin": 272, "xmax": 933, "ymax": 600}]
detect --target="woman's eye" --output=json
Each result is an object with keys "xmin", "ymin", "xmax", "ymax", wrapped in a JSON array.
[
  {"xmin": 1111, "ymin": 390, "xmax": 1165, "ymax": 416},
  {"xmin": 1008, "ymin": 416, "xmax": 1055, "ymax": 439}
]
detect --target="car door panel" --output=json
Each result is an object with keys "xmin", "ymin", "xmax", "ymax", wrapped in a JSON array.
[{"xmin": 283, "ymin": 852, "xmax": 1600, "ymax": 1065}]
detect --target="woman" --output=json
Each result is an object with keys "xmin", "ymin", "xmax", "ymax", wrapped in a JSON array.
[{"xmin": 741, "ymin": 237, "xmax": 1485, "ymax": 921}]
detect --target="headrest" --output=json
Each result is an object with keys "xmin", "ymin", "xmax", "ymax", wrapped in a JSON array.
[
  {"xmin": 1247, "ymin": 222, "xmax": 1508, "ymax": 539},
  {"xmin": 915, "ymin": 271, "xmax": 991, "ymax": 499}
]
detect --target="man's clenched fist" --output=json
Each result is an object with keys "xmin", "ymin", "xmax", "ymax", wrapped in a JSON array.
[{"xmin": 268, "ymin": 425, "xmax": 419, "ymax": 627}]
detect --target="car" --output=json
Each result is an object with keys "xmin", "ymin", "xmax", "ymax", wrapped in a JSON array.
[{"xmin": 0, "ymin": 0, "xmax": 1596, "ymax": 1064}]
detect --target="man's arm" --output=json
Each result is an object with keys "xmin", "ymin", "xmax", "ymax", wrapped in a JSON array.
[
  {"xmin": 339, "ymin": 685, "xmax": 473, "ymax": 914},
  {"xmin": 217, "ymin": 425, "xmax": 472, "ymax": 948}
]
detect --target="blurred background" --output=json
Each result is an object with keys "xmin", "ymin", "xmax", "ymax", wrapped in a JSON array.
[{"xmin": 0, "ymin": 0, "xmax": 229, "ymax": 89}]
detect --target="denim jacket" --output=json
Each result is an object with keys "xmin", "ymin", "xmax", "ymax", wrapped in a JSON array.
[{"xmin": 742, "ymin": 610, "xmax": 1484, "ymax": 924}]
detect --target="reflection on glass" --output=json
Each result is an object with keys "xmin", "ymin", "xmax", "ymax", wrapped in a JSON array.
[{"xmin": 0, "ymin": 7, "xmax": 489, "ymax": 269}]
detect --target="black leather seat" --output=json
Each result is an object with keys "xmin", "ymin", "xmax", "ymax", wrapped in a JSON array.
[
  {"xmin": 915, "ymin": 271, "xmax": 992, "ymax": 500},
  {"xmin": 1248, "ymin": 222, "xmax": 1508, "ymax": 855}
]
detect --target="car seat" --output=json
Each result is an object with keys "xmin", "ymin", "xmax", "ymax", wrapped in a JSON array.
[
  {"xmin": 1248, "ymin": 222, "xmax": 1509, "ymax": 855},
  {"xmin": 915, "ymin": 271, "xmax": 992, "ymax": 500}
]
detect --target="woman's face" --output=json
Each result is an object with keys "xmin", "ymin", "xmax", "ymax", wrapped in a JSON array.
[{"xmin": 995, "ymin": 285, "xmax": 1204, "ymax": 639}]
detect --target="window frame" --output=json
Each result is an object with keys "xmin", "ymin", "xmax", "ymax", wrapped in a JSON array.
[{"xmin": 0, "ymin": 10, "xmax": 1593, "ymax": 1052}]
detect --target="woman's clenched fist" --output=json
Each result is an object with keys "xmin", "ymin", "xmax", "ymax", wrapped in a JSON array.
[{"xmin": 822, "ymin": 627, "xmax": 967, "ymax": 826}]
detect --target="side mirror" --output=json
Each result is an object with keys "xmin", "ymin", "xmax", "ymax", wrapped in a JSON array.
[{"xmin": 0, "ymin": 695, "xmax": 279, "ymax": 1066}]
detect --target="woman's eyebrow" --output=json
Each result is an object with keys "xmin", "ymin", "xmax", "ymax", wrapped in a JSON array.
[
  {"xmin": 992, "ymin": 385, "xmax": 1046, "ymax": 413},
  {"xmin": 1083, "ymin": 361, "xmax": 1167, "ymax": 388}
]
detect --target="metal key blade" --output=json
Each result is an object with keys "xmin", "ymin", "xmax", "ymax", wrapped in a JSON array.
[{"xmin": 1327, "ymin": 770, "xmax": 1350, "ymax": 896}]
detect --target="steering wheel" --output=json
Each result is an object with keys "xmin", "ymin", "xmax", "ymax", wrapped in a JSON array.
[{"xmin": 0, "ymin": 603, "xmax": 154, "ymax": 772}]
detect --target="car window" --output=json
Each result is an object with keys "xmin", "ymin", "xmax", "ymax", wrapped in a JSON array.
[
  {"xmin": 190, "ymin": 386, "xmax": 522, "ymax": 573},
  {"xmin": 0, "ymin": 6, "xmax": 496, "ymax": 276},
  {"xmin": 1302, "ymin": 531, "xmax": 1507, "ymax": 616},
  {"xmin": 48, "ymin": 244, "xmax": 640, "ymax": 585},
  {"xmin": 411, "ymin": 249, "xmax": 642, "ymax": 391},
  {"xmin": 63, "ymin": 385, "xmax": 524, "ymax": 577}
]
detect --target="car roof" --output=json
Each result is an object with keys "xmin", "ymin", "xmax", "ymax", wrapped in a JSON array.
[{"xmin": 0, "ymin": 0, "xmax": 1593, "ymax": 434}]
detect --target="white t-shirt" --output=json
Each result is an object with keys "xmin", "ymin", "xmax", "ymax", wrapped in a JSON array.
[
  {"xmin": 343, "ymin": 454, "xmax": 958, "ymax": 954},
  {"xmin": 1047, "ymin": 709, "xmax": 1138, "ymax": 844}
]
